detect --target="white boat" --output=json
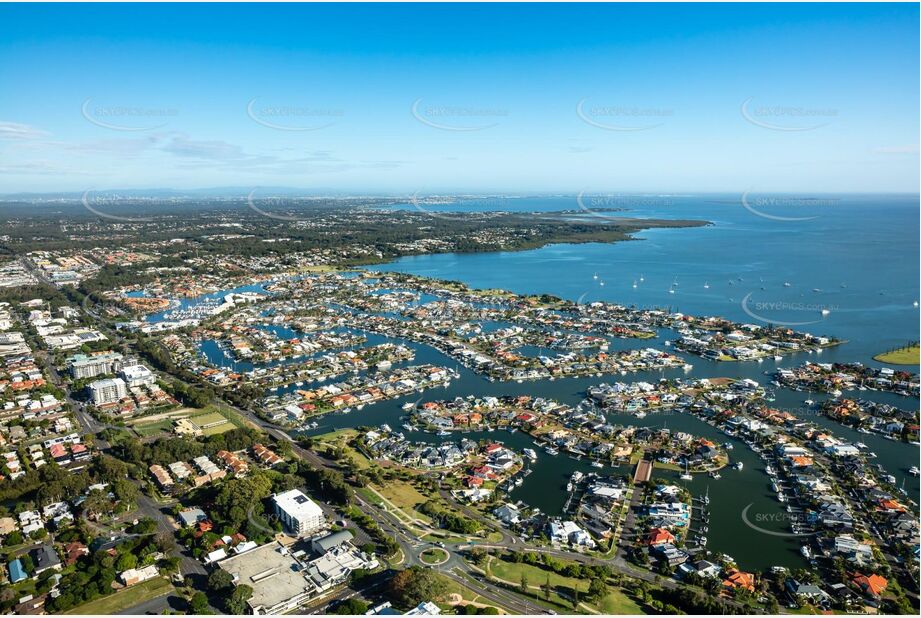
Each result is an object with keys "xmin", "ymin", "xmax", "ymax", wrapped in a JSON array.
[
  {"xmin": 590, "ymin": 461, "xmax": 603, "ymax": 468},
  {"xmin": 402, "ymin": 423, "xmax": 415, "ymax": 431},
  {"xmin": 734, "ymin": 462, "xmax": 743, "ymax": 470},
  {"xmin": 680, "ymin": 472, "xmax": 693, "ymax": 481},
  {"xmin": 635, "ymin": 411, "xmax": 647, "ymax": 419},
  {"xmin": 804, "ymin": 399, "xmax": 814, "ymax": 406},
  {"xmin": 709, "ymin": 471, "xmax": 721, "ymax": 479},
  {"xmin": 774, "ymin": 355, "xmax": 783, "ymax": 361},
  {"xmin": 545, "ymin": 447, "xmax": 559, "ymax": 456},
  {"xmin": 437, "ymin": 430, "xmax": 450, "ymax": 436},
  {"xmin": 566, "ymin": 482, "xmax": 574, "ymax": 492},
  {"xmin": 523, "ymin": 448, "xmax": 537, "ymax": 461},
  {"xmin": 703, "ymin": 282, "xmax": 709, "ymax": 289},
  {"xmin": 778, "ymin": 493, "xmax": 786, "ymax": 503},
  {"xmin": 909, "ymin": 466, "xmax": 920, "ymax": 477},
  {"xmin": 401, "ymin": 402, "xmax": 415, "ymax": 411},
  {"xmin": 800, "ymin": 545, "xmax": 812, "ymax": 559}
]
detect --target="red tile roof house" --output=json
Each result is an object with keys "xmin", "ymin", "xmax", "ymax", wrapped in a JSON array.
[
  {"xmin": 645, "ymin": 527, "xmax": 676, "ymax": 546},
  {"xmin": 63, "ymin": 542, "xmax": 89, "ymax": 566},
  {"xmin": 851, "ymin": 572, "xmax": 888, "ymax": 598}
]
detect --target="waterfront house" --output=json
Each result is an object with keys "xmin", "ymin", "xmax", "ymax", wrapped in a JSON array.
[{"xmin": 722, "ymin": 569, "xmax": 755, "ymax": 593}]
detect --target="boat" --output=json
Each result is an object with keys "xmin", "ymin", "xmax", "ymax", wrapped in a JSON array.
[
  {"xmin": 774, "ymin": 355, "xmax": 783, "ymax": 361},
  {"xmin": 680, "ymin": 461, "xmax": 693, "ymax": 481},
  {"xmin": 800, "ymin": 545, "xmax": 812, "ymax": 559},
  {"xmin": 590, "ymin": 460, "xmax": 603, "ymax": 469},
  {"xmin": 698, "ymin": 536, "xmax": 708, "ymax": 545},
  {"xmin": 523, "ymin": 448, "xmax": 537, "ymax": 461},
  {"xmin": 783, "ymin": 282, "xmax": 791, "ymax": 287},
  {"xmin": 777, "ymin": 493, "xmax": 786, "ymax": 503},
  {"xmin": 402, "ymin": 423, "xmax": 415, "ymax": 432},
  {"xmin": 723, "ymin": 442, "xmax": 733, "ymax": 450},
  {"xmin": 709, "ymin": 471, "xmax": 721, "ymax": 479},
  {"xmin": 635, "ymin": 411, "xmax": 647, "ymax": 419},
  {"xmin": 632, "ymin": 280, "xmax": 637, "ymax": 288},
  {"xmin": 909, "ymin": 466, "xmax": 920, "ymax": 477},
  {"xmin": 566, "ymin": 482, "xmax": 574, "ymax": 492},
  {"xmin": 804, "ymin": 399, "xmax": 814, "ymax": 406},
  {"xmin": 437, "ymin": 430, "xmax": 450, "ymax": 437},
  {"xmin": 703, "ymin": 282, "xmax": 709, "ymax": 289},
  {"xmin": 734, "ymin": 462, "xmax": 744, "ymax": 470},
  {"xmin": 401, "ymin": 402, "xmax": 415, "ymax": 411},
  {"xmin": 545, "ymin": 447, "xmax": 559, "ymax": 456}
]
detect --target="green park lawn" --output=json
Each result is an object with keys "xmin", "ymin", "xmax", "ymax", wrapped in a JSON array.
[
  {"xmin": 874, "ymin": 345, "xmax": 920, "ymax": 365},
  {"xmin": 64, "ymin": 577, "xmax": 172, "ymax": 615}
]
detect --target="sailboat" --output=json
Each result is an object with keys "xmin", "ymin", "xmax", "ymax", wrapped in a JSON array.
[
  {"xmin": 632, "ymin": 280, "xmax": 638, "ymax": 289},
  {"xmin": 593, "ymin": 272, "xmax": 598, "ymax": 280},
  {"xmin": 703, "ymin": 282, "xmax": 709, "ymax": 289},
  {"xmin": 680, "ymin": 461, "xmax": 693, "ymax": 481}
]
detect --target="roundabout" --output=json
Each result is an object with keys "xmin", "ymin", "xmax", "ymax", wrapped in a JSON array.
[{"xmin": 419, "ymin": 546, "xmax": 450, "ymax": 566}]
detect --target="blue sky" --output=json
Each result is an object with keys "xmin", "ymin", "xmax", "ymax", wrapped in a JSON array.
[{"xmin": 0, "ymin": 2, "xmax": 918, "ymax": 194}]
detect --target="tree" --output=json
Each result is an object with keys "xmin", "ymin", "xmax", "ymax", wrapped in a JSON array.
[
  {"xmin": 588, "ymin": 577, "xmax": 608, "ymax": 601},
  {"xmin": 3, "ymin": 531, "xmax": 23, "ymax": 546},
  {"xmin": 189, "ymin": 592, "xmax": 210, "ymax": 614},
  {"xmin": 388, "ymin": 566, "xmax": 448, "ymax": 609},
  {"xmin": 226, "ymin": 585, "xmax": 253, "ymax": 615},
  {"xmin": 543, "ymin": 574, "xmax": 552, "ymax": 601},
  {"xmin": 115, "ymin": 552, "xmax": 137, "ymax": 572},
  {"xmin": 519, "ymin": 573, "xmax": 528, "ymax": 594},
  {"xmin": 207, "ymin": 568, "xmax": 234, "ymax": 592},
  {"xmin": 19, "ymin": 553, "xmax": 35, "ymax": 574},
  {"xmin": 332, "ymin": 598, "xmax": 369, "ymax": 614}
]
